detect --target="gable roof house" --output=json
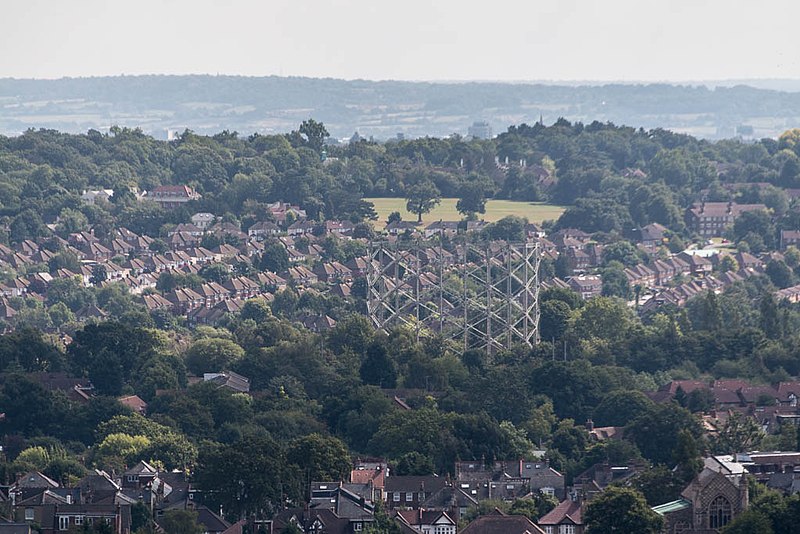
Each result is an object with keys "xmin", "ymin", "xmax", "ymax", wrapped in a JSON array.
[
  {"xmin": 248, "ymin": 221, "xmax": 281, "ymax": 239},
  {"xmin": 638, "ymin": 223, "xmax": 669, "ymax": 250},
  {"xmin": 386, "ymin": 221, "xmax": 420, "ymax": 236},
  {"xmin": 567, "ymin": 275, "xmax": 602, "ymax": 300},
  {"xmin": 272, "ymin": 507, "xmax": 367, "ymax": 534},
  {"xmin": 537, "ymin": 499, "xmax": 584, "ymax": 534},
  {"xmin": 780, "ymin": 229, "xmax": 800, "ymax": 250},
  {"xmin": 191, "ymin": 212, "xmax": 215, "ymax": 229},
  {"xmin": 267, "ymin": 202, "xmax": 307, "ymax": 226},
  {"xmin": 424, "ymin": 221, "xmax": 459, "ymax": 238},
  {"xmin": 677, "ymin": 252, "xmax": 713, "ymax": 277},
  {"xmin": 461, "ymin": 509, "xmax": 545, "ymax": 534},
  {"xmin": 394, "ymin": 510, "xmax": 456, "ymax": 534},
  {"xmin": 145, "ymin": 185, "xmax": 201, "ymax": 209},
  {"xmin": 384, "ymin": 476, "xmax": 448, "ymax": 510}
]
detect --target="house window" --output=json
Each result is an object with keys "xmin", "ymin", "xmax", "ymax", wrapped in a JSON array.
[
  {"xmin": 709, "ymin": 496, "xmax": 732, "ymax": 528},
  {"xmin": 418, "ymin": 492, "xmax": 425, "ymax": 501},
  {"xmin": 25, "ymin": 509, "xmax": 34, "ymax": 521},
  {"xmin": 559, "ymin": 525, "xmax": 575, "ymax": 534},
  {"xmin": 541, "ymin": 487, "xmax": 555, "ymax": 496},
  {"xmin": 406, "ymin": 492, "xmax": 413, "ymax": 502},
  {"xmin": 393, "ymin": 492, "xmax": 400, "ymax": 502},
  {"xmin": 75, "ymin": 516, "xmax": 83, "ymax": 526},
  {"xmin": 127, "ymin": 475, "xmax": 138, "ymax": 482},
  {"xmin": 59, "ymin": 516, "xmax": 70, "ymax": 531},
  {"xmin": 544, "ymin": 528, "xmax": 554, "ymax": 534},
  {"xmin": 353, "ymin": 522, "xmax": 363, "ymax": 531}
]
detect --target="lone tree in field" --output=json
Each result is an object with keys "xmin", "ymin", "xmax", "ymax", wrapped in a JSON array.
[
  {"xmin": 456, "ymin": 181, "xmax": 487, "ymax": 218},
  {"xmin": 405, "ymin": 181, "xmax": 441, "ymax": 223}
]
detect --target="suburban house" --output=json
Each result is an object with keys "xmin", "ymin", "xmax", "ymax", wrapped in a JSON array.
[
  {"xmin": 638, "ymin": 223, "xmax": 669, "ymax": 250},
  {"xmin": 780, "ymin": 229, "xmax": 800, "ymax": 249},
  {"xmin": 145, "ymin": 185, "xmax": 201, "ymax": 209},
  {"xmin": 537, "ymin": 499, "xmax": 584, "ymax": 534},
  {"xmin": 248, "ymin": 221, "xmax": 281, "ymax": 239},
  {"xmin": 191, "ymin": 212, "xmax": 215, "ymax": 229},
  {"xmin": 566, "ymin": 276, "xmax": 602, "ymax": 300},
  {"xmin": 80, "ymin": 189, "xmax": 114, "ymax": 204},
  {"xmin": 267, "ymin": 202, "xmax": 307, "ymax": 226},
  {"xmin": 460, "ymin": 509, "xmax": 545, "ymax": 534},
  {"xmin": 455, "ymin": 460, "xmax": 566, "ymax": 501},
  {"xmin": 424, "ymin": 221, "xmax": 459, "ymax": 238},
  {"xmin": 384, "ymin": 476, "xmax": 447, "ymax": 510},
  {"xmin": 394, "ymin": 510, "xmax": 456, "ymax": 534},
  {"xmin": 685, "ymin": 201, "xmax": 766, "ymax": 238},
  {"xmin": 386, "ymin": 221, "xmax": 419, "ymax": 236}
]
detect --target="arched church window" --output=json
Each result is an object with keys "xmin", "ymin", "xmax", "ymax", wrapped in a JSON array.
[{"xmin": 709, "ymin": 496, "xmax": 732, "ymax": 528}]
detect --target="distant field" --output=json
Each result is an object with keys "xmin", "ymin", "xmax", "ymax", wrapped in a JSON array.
[{"xmin": 365, "ymin": 198, "xmax": 565, "ymax": 228}]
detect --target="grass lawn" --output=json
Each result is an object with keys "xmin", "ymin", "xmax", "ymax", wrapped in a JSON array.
[{"xmin": 365, "ymin": 198, "xmax": 565, "ymax": 228}]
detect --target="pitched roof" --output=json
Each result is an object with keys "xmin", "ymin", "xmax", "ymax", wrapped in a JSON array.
[
  {"xmin": 194, "ymin": 506, "xmax": 231, "ymax": 533},
  {"xmin": 460, "ymin": 510, "xmax": 545, "ymax": 534},
  {"xmin": 538, "ymin": 499, "xmax": 582, "ymax": 526},
  {"xmin": 124, "ymin": 460, "xmax": 157, "ymax": 476},
  {"xmin": 15, "ymin": 471, "xmax": 59, "ymax": 489}
]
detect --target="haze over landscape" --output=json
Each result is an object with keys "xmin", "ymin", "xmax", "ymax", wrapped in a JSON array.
[{"xmin": 6, "ymin": 3, "xmax": 800, "ymax": 534}]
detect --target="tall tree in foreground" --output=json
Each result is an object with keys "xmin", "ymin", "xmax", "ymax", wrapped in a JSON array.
[
  {"xmin": 584, "ymin": 486, "xmax": 663, "ymax": 534},
  {"xmin": 405, "ymin": 181, "xmax": 441, "ymax": 223}
]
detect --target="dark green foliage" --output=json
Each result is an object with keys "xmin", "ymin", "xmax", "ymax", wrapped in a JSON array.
[
  {"xmin": 158, "ymin": 509, "xmax": 204, "ymax": 534},
  {"xmin": 184, "ymin": 337, "xmax": 245, "ymax": 375},
  {"xmin": 508, "ymin": 495, "xmax": 558, "ymax": 521},
  {"xmin": 0, "ymin": 327, "xmax": 66, "ymax": 372},
  {"xmin": 584, "ymin": 486, "xmax": 664, "ymax": 534},
  {"xmin": 359, "ymin": 342, "xmax": 397, "ymax": 388},
  {"xmin": 259, "ymin": 239, "xmax": 290, "ymax": 273},
  {"xmin": 592, "ymin": 391, "xmax": 653, "ymax": 427},
  {"xmin": 287, "ymin": 433, "xmax": 351, "ymax": 483},
  {"xmin": 539, "ymin": 299, "xmax": 572, "ymax": 341},
  {"xmin": 194, "ymin": 435, "xmax": 298, "ymax": 519},
  {"xmin": 69, "ymin": 322, "xmax": 166, "ymax": 395},
  {"xmin": 626, "ymin": 403, "xmax": 703, "ymax": 466},
  {"xmin": 405, "ymin": 181, "xmax": 441, "ymax": 223},
  {"xmin": 601, "ymin": 264, "xmax": 632, "ymax": 299},
  {"xmin": 720, "ymin": 510, "xmax": 774, "ymax": 534},
  {"xmin": 601, "ymin": 241, "xmax": 643, "ymax": 267},
  {"xmin": 485, "ymin": 215, "xmax": 526, "ymax": 241},
  {"xmin": 628, "ymin": 465, "xmax": 687, "ymax": 505},
  {"xmin": 686, "ymin": 388, "xmax": 715, "ymax": 413},
  {"xmin": 393, "ymin": 452, "xmax": 435, "ymax": 476}
]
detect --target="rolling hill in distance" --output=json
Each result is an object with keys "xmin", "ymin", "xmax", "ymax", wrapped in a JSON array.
[{"xmin": 2, "ymin": 75, "xmax": 800, "ymax": 140}]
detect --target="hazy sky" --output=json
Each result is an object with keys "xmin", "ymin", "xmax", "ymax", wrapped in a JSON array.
[{"xmin": 2, "ymin": 0, "xmax": 799, "ymax": 82}]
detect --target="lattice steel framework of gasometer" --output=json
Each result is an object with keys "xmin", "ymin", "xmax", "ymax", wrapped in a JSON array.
[{"xmin": 366, "ymin": 240, "xmax": 540, "ymax": 354}]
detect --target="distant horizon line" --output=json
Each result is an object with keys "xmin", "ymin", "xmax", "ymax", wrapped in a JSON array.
[{"xmin": 2, "ymin": 73, "xmax": 800, "ymax": 87}]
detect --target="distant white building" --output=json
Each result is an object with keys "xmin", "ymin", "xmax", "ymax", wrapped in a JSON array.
[
  {"xmin": 81, "ymin": 189, "xmax": 114, "ymax": 204},
  {"xmin": 468, "ymin": 121, "xmax": 493, "ymax": 140}
]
